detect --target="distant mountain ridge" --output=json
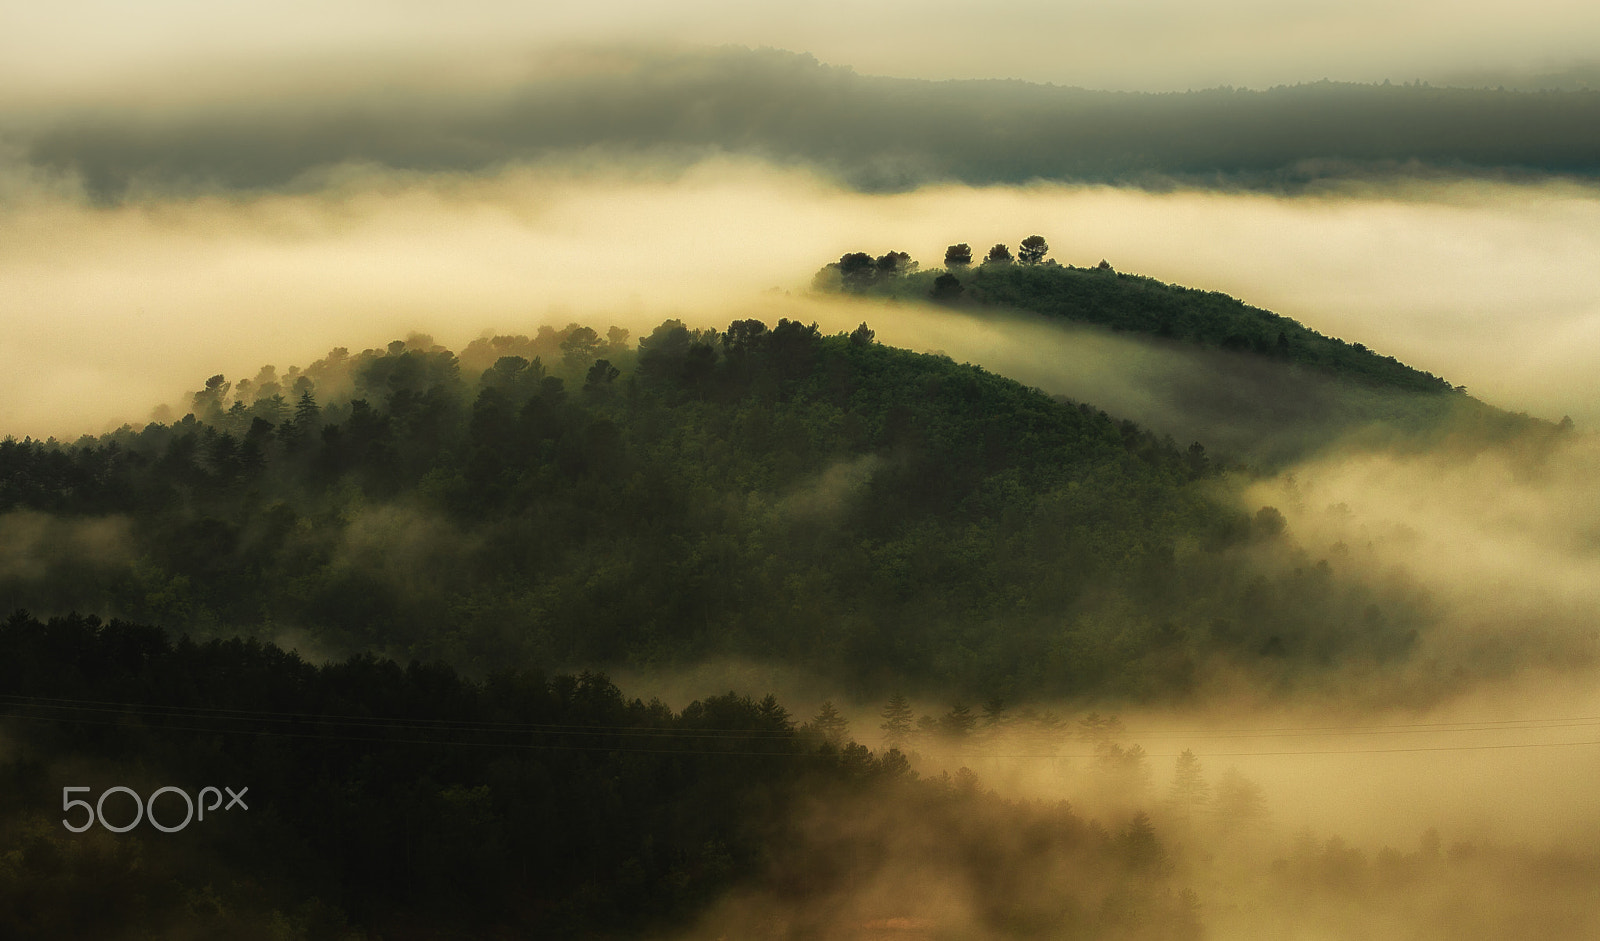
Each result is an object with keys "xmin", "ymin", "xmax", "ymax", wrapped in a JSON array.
[{"xmin": 17, "ymin": 47, "xmax": 1600, "ymax": 200}]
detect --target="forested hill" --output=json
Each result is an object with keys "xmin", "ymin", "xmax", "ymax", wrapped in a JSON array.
[
  {"xmin": 819, "ymin": 248, "xmax": 1458, "ymax": 394},
  {"xmin": 0, "ymin": 609, "xmax": 1210, "ymax": 940},
  {"xmin": 21, "ymin": 47, "xmax": 1600, "ymax": 201},
  {"xmin": 0, "ymin": 319, "xmax": 1428, "ymax": 697}
]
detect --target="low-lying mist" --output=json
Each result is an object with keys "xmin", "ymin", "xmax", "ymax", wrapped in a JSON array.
[
  {"xmin": 9, "ymin": 45, "xmax": 1600, "ymax": 201},
  {"xmin": 649, "ymin": 677, "xmax": 1600, "ymax": 941},
  {"xmin": 603, "ymin": 418, "xmax": 1600, "ymax": 926},
  {"xmin": 616, "ymin": 655, "xmax": 1600, "ymax": 845},
  {"xmin": 1246, "ymin": 428, "xmax": 1600, "ymax": 677},
  {"xmin": 5, "ymin": 155, "xmax": 1600, "ymax": 441},
  {"xmin": 9, "ymin": 25, "xmax": 1600, "ymax": 941}
]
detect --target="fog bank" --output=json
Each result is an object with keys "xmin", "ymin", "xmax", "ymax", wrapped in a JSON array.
[{"xmin": 4, "ymin": 159, "xmax": 1599, "ymax": 441}]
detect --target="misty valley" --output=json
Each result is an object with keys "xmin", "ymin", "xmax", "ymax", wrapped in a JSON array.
[{"xmin": 3, "ymin": 248, "xmax": 1598, "ymax": 940}]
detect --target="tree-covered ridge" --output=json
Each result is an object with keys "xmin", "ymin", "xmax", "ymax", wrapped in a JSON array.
[
  {"xmin": 819, "ymin": 245, "xmax": 1459, "ymax": 394},
  {"xmin": 0, "ymin": 610, "xmax": 1235, "ymax": 940},
  {"xmin": 0, "ymin": 610, "xmax": 863, "ymax": 938},
  {"xmin": 0, "ymin": 318, "xmax": 1431, "ymax": 698},
  {"xmin": 23, "ymin": 47, "xmax": 1600, "ymax": 201}
]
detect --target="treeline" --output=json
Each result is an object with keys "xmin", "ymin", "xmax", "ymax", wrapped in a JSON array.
[
  {"xmin": 20, "ymin": 47, "xmax": 1600, "ymax": 200},
  {"xmin": 0, "ymin": 611, "xmax": 1204, "ymax": 940},
  {"xmin": 817, "ymin": 239, "xmax": 1461, "ymax": 394},
  {"xmin": 0, "ymin": 317, "xmax": 1432, "ymax": 696}
]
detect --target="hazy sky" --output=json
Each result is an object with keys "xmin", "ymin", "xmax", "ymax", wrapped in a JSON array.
[{"xmin": 6, "ymin": 1, "xmax": 1600, "ymax": 92}]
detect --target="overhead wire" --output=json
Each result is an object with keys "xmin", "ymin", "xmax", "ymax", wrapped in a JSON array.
[{"xmin": 4, "ymin": 692, "xmax": 1600, "ymax": 759}]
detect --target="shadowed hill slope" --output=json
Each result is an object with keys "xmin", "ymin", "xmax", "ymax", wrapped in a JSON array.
[
  {"xmin": 0, "ymin": 318, "xmax": 1438, "ymax": 697},
  {"xmin": 818, "ymin": 251, "xmax": 1553, "ymax": 465}
]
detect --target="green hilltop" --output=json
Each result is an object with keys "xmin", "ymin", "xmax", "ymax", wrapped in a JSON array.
[
  {"xmin": 0, "ymin": 269, "xmax": 1578, "ymax": 940},
  {"xmin": 1, "ymin": 317, "xmax": 1434, "ymax": 698},
  {"xmin": 819, "ymin": 247, "xmax": 1458, "ymax": 394},
  {"xmin": 814, "ymin": 244, "xmax": 1564, "ymax": 468}
]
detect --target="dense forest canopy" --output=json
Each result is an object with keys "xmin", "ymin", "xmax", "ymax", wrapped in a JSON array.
[
  {"xmin": 2, "ymin": 264, "xmax": 1592, "ymax": 939},
  {"xmin": 2, "ymin": 611, "xmax": 1591, "ymax": 940},
  {"xmin": 0, "ymin": 312, "xmax": 1452, "ymax": 699},
  {"xmin": 10, "ymin": 5, "xmax": 1600, "ymax": 936},
  {"xmin": 0, "ymin": 609, "xmax": 1352, "ymax": 941},
  {"xmin": 820, "ymin": 244, "xmax": 1460, "ymax": 393},
  {"xmin": 815, "ymin": 243, "xmax": 1564, "ymax": 463}
]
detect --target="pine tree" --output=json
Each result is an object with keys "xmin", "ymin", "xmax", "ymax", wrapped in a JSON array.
[
  {"xmin": 1212, "ymin": 768, "xmax": 1268, "ymax": 835},
  {"xmin": 1167, "ymin": 749, "xmax": 1210, "ymax": 824},
  {"xmin": 812, "ymin": 701, "xmax": 849, "ymax": 745},
  {"xmin": 939, "ymin": 702, "xmax": 977, "ymax": 738},
  {"xmin": 294, "ymin": 389, "xmax": 320, "ymax": 427},
  {"xmin": 880, "ymin": 693, "xmax": 914, "ymax": 750}
]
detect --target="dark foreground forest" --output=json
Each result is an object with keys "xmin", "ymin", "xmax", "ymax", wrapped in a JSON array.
[{"xmin": 0, "ymin": 610, "xmax": 1226, "ymax": 940}]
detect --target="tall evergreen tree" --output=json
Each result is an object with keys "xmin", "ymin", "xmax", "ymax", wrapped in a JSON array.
[
  {"xmin": 880, "ymin": 693, "xmax": 914, "ymax": 750},
  {"xmin": 1168, "ymin": 749, "xmax": 1210, "ymax": 824}
]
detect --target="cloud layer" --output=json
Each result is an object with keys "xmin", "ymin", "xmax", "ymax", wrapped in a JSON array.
[
  {"xmin": 8, "ymin": 3, "xmax": 1600, "ymax": 91},
  {"xmin": 4, "ymin": 155, "xmax": 1599, "ymax": 441},
  {"xmin": 7, "ymin": 48, "xmax": 1600, "ymax": 201}
]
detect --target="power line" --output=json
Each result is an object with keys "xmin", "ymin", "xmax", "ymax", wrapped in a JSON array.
[
  {"xmin": 4, "ymin": 694, "xmax": 1600, "ymax": 759},
  {"xmin": 10, "ymin": 692, "xmax": 1600, "ymax": 740}
]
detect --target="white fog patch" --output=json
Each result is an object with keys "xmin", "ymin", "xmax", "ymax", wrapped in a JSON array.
[
  {"xmin": 332, "ymin": 504, "xmax": 483, "ymax": 591},
  {"xmin": 4, "ymin": 160, "xmax": 1599, "ymax": 440},
  {"xmin": 1247, "ymin": 430, "xmax": 1600, "ymax": 658},
  {"xmin": 0, "ymin": 511, "xmax": 133, "ymax": 580},
  {"xmin": 779, "ymin": 454, "xmax": 882, "ymax": 522}
]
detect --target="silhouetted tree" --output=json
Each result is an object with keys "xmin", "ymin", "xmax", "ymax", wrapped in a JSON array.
[
  {"xmin": 1254, "ymin": 506, "xmax": 1287, "ymax": 538},
  {"xmin": 1018, "ymin": 235, "xmax": 1049, "ymax": 264},
  {"xmin": 944, "ymin": 243, "xmax": 972, "ymax": 267},
  {"xmin": 930, "ymin": 273, "xmax": 964, "ymax": 303},
  {"xmin": 723, "ymin": 319, "xmax": 770, "ymax": 359},
  {"xmin": 561, "ymin": 326, "xmax": 604, "ymax": 371},
  {"xmin": 875, "ymin": 251, "xmax": 914, "ymax": 276},
  {"xmin": 880, "ymin": 694, "xmax": 914, "ymax": 750},
  {"xmin": 757, "ymin": 693, "xmax": 792, "ymax": 730},
  {"xmin": 811, "ymin": 701, "xmax": 849, "ymax": 745},
  {"xmin": 985, "ymin": 243, "xmax": 1013, "ymax": 264},
  {"xmin": 1078, "ymin": 712, "xmax": 1125, "ymax": 746},
  {"xmin": 1168, "ymin": 749, "xmax": 1210, "ymax": 824},
  {"xmin": 1212, "ymin": 767, "xmax": 1268, "ymax": 835},
  {"xmin": 838, "ymin": 252, "xmax": 879, "ymax": 291},
  {"xmin": 294, "ymin": 389, "xmax": 321, "ymax": 429},
  {"xmin": 584, "ymin": 359, "xmax": 620, "ymax": 390},
  {"xmin": 1119, "ymin": 811, "xmax": 1170, "ymax": 873},
  {"xmin": 939, "ymin": 702, "xmax": 977, "ymax": 738},
  {"xmin": 191, "ymin": 374, "xmax": 231, "ymax": 421},
  {"xmin": 637, "ymin": 320, "xmax": 693, "ymax": 382},
  {"xmin": 980, "ymin": 696, "xmax": 1009, "ymax": 741},
  {"xmin": 482, "ymin": 355, "xmax": 540, "ymax": 395}
]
